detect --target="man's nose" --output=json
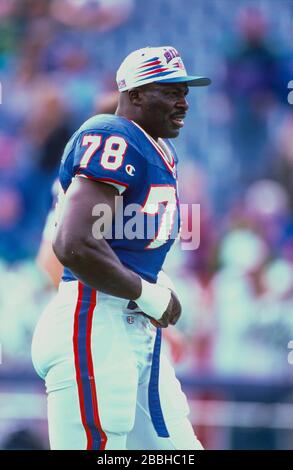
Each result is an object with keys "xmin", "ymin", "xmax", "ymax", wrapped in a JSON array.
[{"xmin": 176, "ymin": 96, "xmax": 189, "ymax": 111}]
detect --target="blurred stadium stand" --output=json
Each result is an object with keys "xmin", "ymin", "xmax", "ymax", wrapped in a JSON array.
[{"xmin": 0, "ymin": 0, "xmax": 292, "ymax": 449}]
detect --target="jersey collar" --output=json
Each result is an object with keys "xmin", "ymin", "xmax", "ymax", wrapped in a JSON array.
[{"xmin": 131, "ymin": 120, "xmax": 175, "ymax": 176}]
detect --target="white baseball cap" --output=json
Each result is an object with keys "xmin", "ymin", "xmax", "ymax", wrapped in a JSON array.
[{"xmin": 116, "ymin": 46, "xmax": 211, "ymax": 92}]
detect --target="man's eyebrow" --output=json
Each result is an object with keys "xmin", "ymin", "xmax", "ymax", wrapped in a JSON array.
[
  {"xmin": 169, "ymin": 86, "xmax": 189, "ymax": 95},
  {"xmin": 155, "ymin": 84, "xmax": 189, "ymax": 92}
]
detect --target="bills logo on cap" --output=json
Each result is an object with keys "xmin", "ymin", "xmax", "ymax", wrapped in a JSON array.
[
  {"xmin": 163, "ymin": 47, "xmax": 180, "ymax": 63},
  {"xmin": 116, "ymin": 46, "xmax": 211, "ymax": 92}
]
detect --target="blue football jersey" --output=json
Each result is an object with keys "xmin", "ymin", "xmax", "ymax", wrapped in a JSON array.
[{"xmin": 58, "ymin": 114, "xmax": 180, "ymax": 283}]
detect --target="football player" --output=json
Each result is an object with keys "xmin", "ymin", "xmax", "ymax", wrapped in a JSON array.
[{"xmin": 32, "ymin": 46, "xmax": 210, "ymax": 450}]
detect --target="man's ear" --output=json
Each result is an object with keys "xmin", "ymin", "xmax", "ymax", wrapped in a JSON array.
[{"xmin": 128, "ymin": 87, "xmax": 143, "ymax": 106}]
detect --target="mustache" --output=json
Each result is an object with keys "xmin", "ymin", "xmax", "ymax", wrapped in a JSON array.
[{"xmin": 170, "ymin": 113, "xmax": 186, "ymax": 119}]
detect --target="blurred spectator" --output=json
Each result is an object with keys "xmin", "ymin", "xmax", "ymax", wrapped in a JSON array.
[
  {"xmin": 0, "ymin": 186, "xmax": 23, "ymax": 230},
  {"xmin": 222, "ymin": 7, "xmax": 282, "ymax": 190},
  {"xmin": 178, "ymin": 161, "xmax": 218, "ymax": 285},
  {"xmin": 243, "ymin": 179, "xmax": 291, "ymax": 250},
  {"xmin": 0, "ymin": 261, "xmax": 51, "ymax": 367},
  {"xmin": 50, "ymin": 0, "xmax": 134, "ymax": 31},
  {"xmin": 247, "ymin": 258, "xmax": 293, "ymax": 378},
  {"xmin": 224, "ymin": 179, "xmax": 292, "ymax": 260},
  {"xmin": 0, "ymin": 185, "xmax": 25, "ymax": 261},
  {"xmin": 211, "ymin": 229, "xmax": 269, "ymax": 377},
  {"xmin": 24, "ymin": 83, "xmax": 71, "ymax": 175}
]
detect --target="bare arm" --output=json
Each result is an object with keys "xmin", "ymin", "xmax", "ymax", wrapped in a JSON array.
[
  {"xmin": 53, "ymin": 176, "xmax": 141, "ymax": 299},
  {"xmin": 53, "ymin": 176, "xmax": 181, "ymax": 327}
]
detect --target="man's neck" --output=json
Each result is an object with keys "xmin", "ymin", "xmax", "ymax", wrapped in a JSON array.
[{"xmin": 116, "ymin": 110, "xmax": 159, "ymax": 142}]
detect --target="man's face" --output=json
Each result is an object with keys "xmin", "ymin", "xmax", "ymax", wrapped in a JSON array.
[{"xmin": 137, "ymin": 82, "xmax": 189, "ymax": 140}]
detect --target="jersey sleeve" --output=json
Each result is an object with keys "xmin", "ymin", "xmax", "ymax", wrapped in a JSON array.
[{"xmin": 73, "ymin": 129, "xmax": 143, "ymax": 194}]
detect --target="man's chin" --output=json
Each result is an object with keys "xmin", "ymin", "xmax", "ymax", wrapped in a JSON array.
[
  {"xmin": 160, "ymin": 125, "xmax": 181, "ymax": 139},
  {"xmin": 165, "ymin": 128, "xmax": 180, "ymax": 138}
]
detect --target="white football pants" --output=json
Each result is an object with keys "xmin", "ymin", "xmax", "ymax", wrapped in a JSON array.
[{"xmin": 31, "ymin": 281, "xmax": 203, "ymax": 450}]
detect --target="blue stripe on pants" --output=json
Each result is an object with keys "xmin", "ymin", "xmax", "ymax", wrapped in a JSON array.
[{"xmin": 148, "ymin": 328, "xmax": 169, "ymax": 437}]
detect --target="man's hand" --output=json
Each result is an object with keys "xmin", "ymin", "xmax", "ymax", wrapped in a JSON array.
[{"xmin": 146, "ymin": 291, "xmax": 182, "ymax": 328}]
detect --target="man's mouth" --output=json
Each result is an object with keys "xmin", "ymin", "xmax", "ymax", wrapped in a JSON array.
[{"xmin": 170, "ymin": 115, "xmax": 186, "ymax": 128}]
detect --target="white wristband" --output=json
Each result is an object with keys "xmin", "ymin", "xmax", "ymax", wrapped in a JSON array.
[
  {"xmin": 157, "ymin": 270, "xmax": 177, "ymax": 294},
  {"xmin": 135, "ymin": 278, "xmax": 172, "ymax": 321}
]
